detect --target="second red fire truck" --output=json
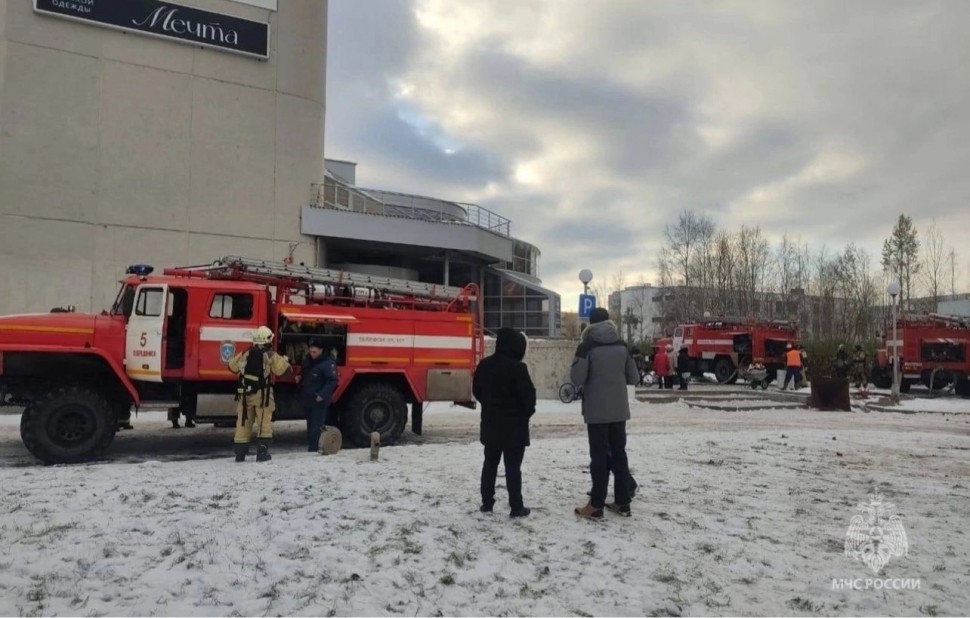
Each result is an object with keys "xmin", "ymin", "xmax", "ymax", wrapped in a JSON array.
[{"xmin": 670, "ymin": 317, "xmax": 800, "ymax": 384}]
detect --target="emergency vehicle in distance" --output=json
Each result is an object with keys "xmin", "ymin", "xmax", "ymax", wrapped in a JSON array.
[
  {"xmin": 670, "ymin": 317, "xmax": 800, "ymax": 383},
  {"xmin": 871, "ymin": 313, "xmax": 970, "ymax": 396},
  {"xmin": 0, "ymin": 256, "xmax": 483, "ymax": 464}
]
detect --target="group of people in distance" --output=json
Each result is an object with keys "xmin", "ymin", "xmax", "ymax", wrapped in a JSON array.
[
  {"xmin": 651, "ymin": 343, "xmax": 690, "ymax": 390},
  {"xmin": 474, "ymin": 307, "xmax": 640, "ymax": 520}
]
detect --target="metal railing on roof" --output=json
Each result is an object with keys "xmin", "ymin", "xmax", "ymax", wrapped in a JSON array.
[{"xmin": 309, "ymin": 180, "xmax": 511, "ymax": 238}]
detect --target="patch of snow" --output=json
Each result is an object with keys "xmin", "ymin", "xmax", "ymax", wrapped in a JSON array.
[{"xmin": 0, "ymin": 401, "xmax": 967, "ymax": 615}]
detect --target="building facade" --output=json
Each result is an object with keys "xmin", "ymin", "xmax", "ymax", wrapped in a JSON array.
[
  {"xmin": 0, "ymin": 0, "xmax": 326, "ymax": 314},
  {"xmin": 303, "ymin": 160, "xmax": 561, "ymax": 337}
]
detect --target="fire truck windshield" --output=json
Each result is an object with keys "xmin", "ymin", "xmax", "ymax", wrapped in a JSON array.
[{"xmin": 110, "ymin": 284, "xmax": 136, "ymax": 317}]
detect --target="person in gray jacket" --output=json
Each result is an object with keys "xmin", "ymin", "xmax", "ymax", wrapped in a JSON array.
[{"xmin": 571, "ymin": 307, "xmax": 641, "ymax": 519}]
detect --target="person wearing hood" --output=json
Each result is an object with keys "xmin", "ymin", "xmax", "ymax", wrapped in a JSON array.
[
  {"xmin": 473, "ymin": 328, "xmax": 537, "ymax": 518},
  {"xmin": 571, "ymin": 308, "xmax": 641, "ymax": 519}
]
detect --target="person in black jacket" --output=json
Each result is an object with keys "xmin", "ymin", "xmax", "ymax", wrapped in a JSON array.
[
  {"xmin": 296, "ymin": 338, "xmax": 338, "ymax": 452},
  {"xmin": 473, "ymin": 328, "xmax": 537, "ymax": 518}
]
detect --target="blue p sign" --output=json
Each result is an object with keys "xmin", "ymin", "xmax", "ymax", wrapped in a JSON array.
[{"xmin": 579, "ymin": 294, "xmax": 596, "ymax": 319}]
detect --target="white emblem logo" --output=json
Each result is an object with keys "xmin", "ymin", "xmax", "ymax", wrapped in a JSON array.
[{"xmin": 844, "ymin": 493, "xmax": 908, "ymax": 574}]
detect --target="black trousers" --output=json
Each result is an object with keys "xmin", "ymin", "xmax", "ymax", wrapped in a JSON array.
[
  {"xmin": 783, "ymin": 367, "xmax": 802, "ymax": 389},
  {"xmin": 481, "ymin": 445, "xmax": 526, "ymax": 511},
  {"xmin": 303, "ymin": 401, "xmax": 334, "ymax": 451},
  {"xmin": 588, "ymin": 422, "xmax": 632, "ymax": 508}
]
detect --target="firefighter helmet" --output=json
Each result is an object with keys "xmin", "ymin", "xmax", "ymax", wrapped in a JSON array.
[{"xmin": 252, "ymin": 326, "xmax": 274, "ymax": 345}]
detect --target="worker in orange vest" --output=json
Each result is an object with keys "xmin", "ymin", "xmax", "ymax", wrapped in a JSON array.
[{"xmin": 781, "ymin": 343, "xmax": 803, "ymax": 391}]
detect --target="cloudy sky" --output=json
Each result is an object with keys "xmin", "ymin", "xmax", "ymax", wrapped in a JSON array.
[{"xmin": 325, "ymin": 0, "xmax": 970, "ymax": 309}]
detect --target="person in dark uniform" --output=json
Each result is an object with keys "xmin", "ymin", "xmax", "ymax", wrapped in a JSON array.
[{"xmin": 296, "ymin": 338, "xmax": 338, "ymax": 452}]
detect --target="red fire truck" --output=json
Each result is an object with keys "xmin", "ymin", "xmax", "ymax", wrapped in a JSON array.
[
  {"xmin": 671, "ymin": 318, "xmax": 799, "ymax": 383},
  {"xmin": 0, "ymin": 256, "xmax": 483, "ymax": 464},
  {"xmin": 871, "ymin": 313, "xmax": 970, "ymax": 395}
]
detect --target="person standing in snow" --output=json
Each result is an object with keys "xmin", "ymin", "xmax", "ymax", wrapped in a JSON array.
[
  {"xmin": 851, "ymin": 344, "xmax": 868, "ymax": 389},
  {"xmin": 296, "ymin": 338, "xmax": 338, "ymax": 452},
  {"xmin": 833, "ymin": 344, "xmax": 850, "ymax": 379},
  {"xmin": 781, "ymin": 343, "xmax": 803, "ymax": 390},
  {"xmin": 571, "ymin": 308, "xmax": 640, "ymax": 520},
  {"xmin": 473, "ymin": 328, "xmax": 537, "ymax": 518},
  {"xmin": 676, "ymin": 346, "xmax": 690, "ymax": 391},
  {"xmin": 653, "ymin": 345, "xmax": 671, "ymax": 389},
  {"xmin": 228, "ymin": 326, "xmax": 292, "ymax": 462}
]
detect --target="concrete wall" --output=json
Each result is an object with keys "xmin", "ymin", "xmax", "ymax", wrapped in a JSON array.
[
  {"xmin": 0, "ymin": 0, "xmax": 327, "ymax": 314},
  {"xmin": 484, "ymin": 338, "xmax": 579, "ymax": 400}
]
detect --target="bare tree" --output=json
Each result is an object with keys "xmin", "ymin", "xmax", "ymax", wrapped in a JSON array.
[
  {"xmin": 919, "ymin": 220, "xmax": 946, "ymax": 311},
  {"xmin": 833, "ymin": 244, "xmax": 878, "ymax": 342},
  {"xmin": 947, "ymin": 248, "xmax": 959, "ymax": 297},
  {"xmin": 731, "ymin": 226, "xmax": 771, "ymax": 317},
  {"xmin": 664, "ymin": 210, "xmax": 716, "ymax": 317}
]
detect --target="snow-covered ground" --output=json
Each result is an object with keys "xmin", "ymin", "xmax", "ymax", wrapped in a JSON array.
[{"xmin": 1, "ymin": 400, "xmax": 968, "ymax": 616}]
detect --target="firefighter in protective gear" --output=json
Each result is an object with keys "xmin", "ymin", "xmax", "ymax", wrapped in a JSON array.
[
  {"xmin": 228, "ymin": 326, "xmax": 292, "ymax": 462},
  {"xmin": 833, "ymin": 344, "xmax": 850, "ymax": 379},
  {"xmin": 851, "ymin": 344, "xmax": 868, "ymax": 389}
]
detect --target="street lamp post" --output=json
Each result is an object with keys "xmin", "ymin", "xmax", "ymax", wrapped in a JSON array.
[
  {"xmin": 579, "ymin": 269, "xmax": 594, "ymax": 329},
  {"xmin": 579, "ymin": 269, "xmax": 593, "ymax": 296},
  {"xmin": 887, "ymin": 281, "xmax": 901, "ymax": 402}
]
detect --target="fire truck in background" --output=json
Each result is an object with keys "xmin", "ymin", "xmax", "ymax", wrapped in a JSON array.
[
  {"xmin": 871, "ymin": 313, "xmax": 970, "ymax": 396},
  {"xmin": 671, "ymin": 318, "xmax": 800, "ymax": 384},
  {"xmin": 0, "ymin": 256, "xmax": 483, "ymax": 464}
]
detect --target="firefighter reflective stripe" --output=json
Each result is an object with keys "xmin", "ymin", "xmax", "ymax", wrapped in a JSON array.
[{"xmin": 347, "ymin": 333, "xmax": 472, "ymax": 349}]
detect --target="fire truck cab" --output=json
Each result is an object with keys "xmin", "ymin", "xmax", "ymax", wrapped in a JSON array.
[
  {"xmin": 0, "ymin": 257, "xmax": 483, "ymax": 464},
  {"xmin": 671, "ymin": 318, "xmax": 799, "ymax": 384},
  {"xmin": 872, "ymin": 313, "xmax": 970, "ymax": 395}
]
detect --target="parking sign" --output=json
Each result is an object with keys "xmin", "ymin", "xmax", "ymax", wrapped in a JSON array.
[{"xmin": 579, "ymin": 294, "xmax": 596, "ymax": 319}]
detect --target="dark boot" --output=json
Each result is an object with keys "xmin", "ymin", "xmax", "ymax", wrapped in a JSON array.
[
  {"xmin": 234, "ymin": 443, "xmax": 249, "ymax": 462},
  {"xmin": 184, "ymin": 418, "xmax": 196, "ymax": 428},
  {"xmin": 171, "ymin": 419, "xmax": 181, "ymax": 429},
  {"xmin": 510, "ymin": 507, "xmax": 531, "ymax": 518},
  {"xmin": 256, "ymin": 438, "xmax": 272, "ymax": 462}
]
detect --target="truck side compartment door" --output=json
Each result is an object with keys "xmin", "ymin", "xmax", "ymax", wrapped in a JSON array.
[{"xmin": 126, "ymin": 284, "xmax": 168, "ymax": 383}]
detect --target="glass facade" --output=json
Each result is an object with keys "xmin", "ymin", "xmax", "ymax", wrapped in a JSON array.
[{"xmin": 484, "ymin": 268, "xmax": 560, "ymax": 337}]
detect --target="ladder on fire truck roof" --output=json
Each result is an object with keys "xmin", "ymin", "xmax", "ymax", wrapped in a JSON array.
[{"xmin": 171, "ymin": 256, "xmax": 475, "ymax": 303}]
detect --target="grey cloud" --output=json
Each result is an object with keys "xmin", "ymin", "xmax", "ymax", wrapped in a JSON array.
[{"xmin": 328, "ymin": 0, "xmax": 970, "ymax": 296}]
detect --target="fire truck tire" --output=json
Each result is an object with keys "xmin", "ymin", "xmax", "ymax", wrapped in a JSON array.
[
  {"xmin": 713, "ymin": 357, "xmax": 736, "ymax": 384},
  {"xmin": 341, "ymin": 383, "xmax": 408, "ymax": 447},
  {"xmin": 20, "ymin": 386, "xmax": 115, "ymax": 464}
]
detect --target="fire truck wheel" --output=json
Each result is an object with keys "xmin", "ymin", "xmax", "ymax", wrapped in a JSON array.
[
  {"xmin": 20, "ymin": 386, "xmax": 115, "ymax": 464},
  {"xmin": 341, "ymin": 383, "xmax": 408, "ymax": 447},
  {"xmin": 713, "ymin": 357, "xmax": 736, "ymax": 384}
]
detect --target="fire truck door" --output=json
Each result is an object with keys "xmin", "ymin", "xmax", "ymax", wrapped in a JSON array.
[{"xmin": 125, "ymin": 284, "xmax": 168, "ymax": 383}]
